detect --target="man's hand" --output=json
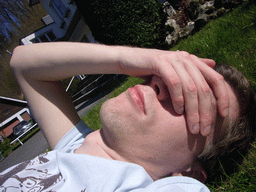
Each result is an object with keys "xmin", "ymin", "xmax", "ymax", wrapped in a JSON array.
[{"xmin": 118, "ymin": 48, "xmax": 229, "ymax": 136}]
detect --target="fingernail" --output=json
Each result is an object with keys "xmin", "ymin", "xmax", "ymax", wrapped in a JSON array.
[
  {"xmin": 204, "ymin": 125, "xmax": 211, "ymax": 136},
  {"xmin": 192, "ymin": 123, "xmax": 199, "ymax": 133},
  {"xmin": 178, "ymin": 107, "xmax": 184, "ymax": 114},
  {"xmin": 223, "ymin": 107, "xmax": 229, "ymax": 117}
]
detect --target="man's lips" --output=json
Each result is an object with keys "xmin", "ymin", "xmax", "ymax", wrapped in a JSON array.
[{"xmin": 128, "ymin": 85, "xmax": 145, "ymax": 113}]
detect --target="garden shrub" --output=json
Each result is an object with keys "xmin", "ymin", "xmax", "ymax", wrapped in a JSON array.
[
  {"xmin": 0, "ymin": 139, "xmax": 11, "ymax": 153},
  {"xmin": 74, "ymin": 0, "xmax": 167, "ymax": 49}
]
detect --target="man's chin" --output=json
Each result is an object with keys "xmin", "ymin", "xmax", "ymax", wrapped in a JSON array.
[{"xmin": 100, "ymin": 99, "xmax": 125, "ymax": 132}]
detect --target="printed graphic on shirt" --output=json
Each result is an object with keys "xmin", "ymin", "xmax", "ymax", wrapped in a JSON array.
[{"xmin": 0, "ymin": 152, "xmax": 65, "ymax": 191}]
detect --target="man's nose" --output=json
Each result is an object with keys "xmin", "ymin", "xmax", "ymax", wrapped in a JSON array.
[{"xmin": 150, "ymin": 75, "xmax": 169, "ymax": 101}]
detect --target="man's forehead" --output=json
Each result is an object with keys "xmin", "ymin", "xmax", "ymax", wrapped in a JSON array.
[
  {"xmin": 210, "ymin": 81, "xmax": 239, "ymax": 145},
  {"xmin": 225, "ymin": 81, "xmax": 239, "ymax": 120}
]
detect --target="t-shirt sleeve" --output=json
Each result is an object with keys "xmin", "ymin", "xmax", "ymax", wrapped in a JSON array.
[{"xmin": 54, "ymin": 120, "xmax": 93, "ymax": 152}]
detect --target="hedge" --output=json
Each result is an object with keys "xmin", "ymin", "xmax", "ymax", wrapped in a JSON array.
[
  {"xmin": 74, "ymin": 0, "xmax": 167, "ymax": 49},
  {"xmin": 0, "ymin": 139, "xmax": 11, "ymax": 154}
]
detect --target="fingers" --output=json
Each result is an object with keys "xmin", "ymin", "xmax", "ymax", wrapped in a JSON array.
[
  {"xmin": 159, "ymin": 52, "xmax": 218, "ymax": 136},
  {"xmin": 192, "ymin": 56, "xmax": 230, "ymax": 118},
  {"xmin": 159, "ymin": 62, "xmax": 184, "ymax": 114},
  {"xmin": 196, "ymin": 79, "xmax": 216, "ymax": 136},
  {"xmin": 169, "ymin": 59, "xmax": 200, "ymax": 134},
  {"xmin": 200, "ymin": 90, "xmax": 217, "ymax": 136},
  {"xmin": 199, "ymin": 58, "xmax": 216, "ymax": 68},
  {"xmin": 206, "ymin": 73, "xmax": 229, "ymax": 118},
  {"xmin": 177, "ymin": 53, "xmax": 216, "ymax": 136}
]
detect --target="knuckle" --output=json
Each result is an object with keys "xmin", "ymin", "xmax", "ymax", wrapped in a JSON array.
[
  {"xmin": 213, "ymin": 74, "xmax": 225, "ymax": 85},
  {"xmin": 222, "ymin": 94, "xmax": 229, "ymax": 102},
  {"xmin": 185, "ymin": 84, "xmax": 197, "ymax": 94},
  {"xmin": 211, "ymin": 97, "xmax": 217, "ymax": 108},
  {"xmin": 172, "ymin": 96, "xmax": 183, "ymax": 105},
  {"xmin": 218, "ymin": 90, "xmax": 229, "ymax": 104},
  {"xmin": 187, "ymin": 112, "xmax": 199, "ymax": 118},
  {"xmin": 170, "ymin": 78, "xmax": 181, "ymax": 88},
  {"xmin": 219, "ymin": 95, "xmax": 229, "ymax": 107},
  {"xmin": 190, "ymin": 54, "xmax": 198, "ymax": 59},
  {"xmin": 200, "ymin": 84, "xmax": 211, "ymax": 96},
  {"xmin": 186, "ymin": 112, "xmax": 199, "ymax": 123},
  {"xmin": 201, "ymin": 113, "xmax": 213, "ymax": 121},
  {"xmin": 179, "ymin": 51, "xmax": 190, "ymax": 58}
]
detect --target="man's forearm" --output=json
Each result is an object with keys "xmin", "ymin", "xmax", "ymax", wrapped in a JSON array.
[
  {"xmin": 11, "ymin": 42, "xmax": 123, "ymax": 81},
  {"xmin": 10, "ymin": 42, "xmax": 119, "ymax": 148}
]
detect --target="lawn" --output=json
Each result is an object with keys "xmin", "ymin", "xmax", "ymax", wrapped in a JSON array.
[{"xmin": 82, "ymin": 1, "xmax": 256, "ymax": 190}]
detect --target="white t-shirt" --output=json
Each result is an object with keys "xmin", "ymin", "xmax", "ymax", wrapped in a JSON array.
[{"xmin": 0, "ymin": 120, "xmax": 210, "ymax": 192}]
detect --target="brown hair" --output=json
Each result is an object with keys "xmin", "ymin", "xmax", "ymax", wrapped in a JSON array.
[{"xmin": 197, "ymin": 63, "xmax": 256, "ymax": 183}]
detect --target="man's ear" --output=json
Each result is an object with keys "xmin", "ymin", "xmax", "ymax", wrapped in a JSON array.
[{"xmin": 172, "ymin": 163, "xmax": 207, "ymax": 183}]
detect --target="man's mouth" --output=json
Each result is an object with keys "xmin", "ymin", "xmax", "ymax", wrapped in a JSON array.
[{"xmin": 128, "ymin": 85, "xmax": 145, "ymax": 113}]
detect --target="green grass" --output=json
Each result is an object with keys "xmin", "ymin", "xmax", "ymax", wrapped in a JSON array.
[{"xmin": 82, "ymin": 2, "xmax": 256, "ymax": 190}]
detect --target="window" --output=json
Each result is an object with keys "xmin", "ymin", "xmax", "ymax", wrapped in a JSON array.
[
  {"xmin": 78, "ymin": 75, "xmax": 87, "ymax": 80},
  {"xmin": 46, "ymin": 31, "xmax": 56, "ymax": 41},
  {"xmin": 30, "ymin": 31, "xmax": 57, "ymax": 43},
  {"xmin": 40, "ymin": 34, "xmax": 48, "ymax": 42},
  {"xmin": 81, "ymin": 35, "xmax": 89, "ymax": 43},
  {"xmin": 69, "ymin": 0, "xmax": 74, "ymax": 4},
  {"xmin": 50, "ymin": 0, "xmax": 70, "ymax": 20},
  {"xmin": 65, "ymin": 9, "xmax": 71, "ymax": 18},
  {"xmin": 60, "ymin": 21, "xmax": 66, "ymax": 29},
  {"xmin": 31, "ymin": 38, "xmax": 40, "ymax": 43}
]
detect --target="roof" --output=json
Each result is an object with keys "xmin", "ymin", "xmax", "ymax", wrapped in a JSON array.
[{"xmin": 0, "ymin": 96, "xmax": 27, "ymax": 123}]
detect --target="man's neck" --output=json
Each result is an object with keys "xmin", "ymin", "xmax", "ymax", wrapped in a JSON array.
[
  {"xmin": 74, "ymin": 130, "xmax": 127, "ymax": 162},
  {"xmin": 74, "ymin": 129, "xmax": 169, "ymax": 181}
]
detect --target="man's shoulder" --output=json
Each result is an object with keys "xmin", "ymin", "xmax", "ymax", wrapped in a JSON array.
[{"xmin": 54, "ymin": 120, "xmax": 93, "ymax": 151}]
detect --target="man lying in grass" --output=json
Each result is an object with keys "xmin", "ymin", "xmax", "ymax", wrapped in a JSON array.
[{"xmin": 1, "ymin": 42, "xmax": 255, "ymax": 191}]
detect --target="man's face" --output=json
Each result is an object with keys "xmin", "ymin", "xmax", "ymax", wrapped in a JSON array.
[{"xmin": 100, "ymin": 75, "xmax": 239, "ymax": 179}]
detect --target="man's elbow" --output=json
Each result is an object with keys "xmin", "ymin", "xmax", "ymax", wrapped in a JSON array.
[
  {"xmin": 10, "ymin": 45, "xmax": 29, "ymax": 70},
  {"xmin": 10, "ymin": 45, "xmax": 26, "ymax": 70}
]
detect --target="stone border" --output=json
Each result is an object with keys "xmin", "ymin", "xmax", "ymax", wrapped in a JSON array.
[{"xmin": 163, "ymin": 0, "xmax": 243, "ymax": 47}]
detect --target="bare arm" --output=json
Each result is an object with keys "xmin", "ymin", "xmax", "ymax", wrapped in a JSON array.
[
  {"xmin": 10, "ymin": 42, "xmax": 229, "ymax": 149},
  {"xmin": 10, "ymin": 42, "xmax": 123, "ymax": 149}
]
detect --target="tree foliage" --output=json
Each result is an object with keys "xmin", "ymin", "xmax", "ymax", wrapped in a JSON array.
[
  {"xmin": 0, "ymin": 0, "xmax": 30, "ymax": 45},
  {"xmin": 75, "ymin": 0, "xmax": 167, "ymax": 49},
  {"xmin": 0, "ymin": 0, "xmax": 47, "ymax": 98}
]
